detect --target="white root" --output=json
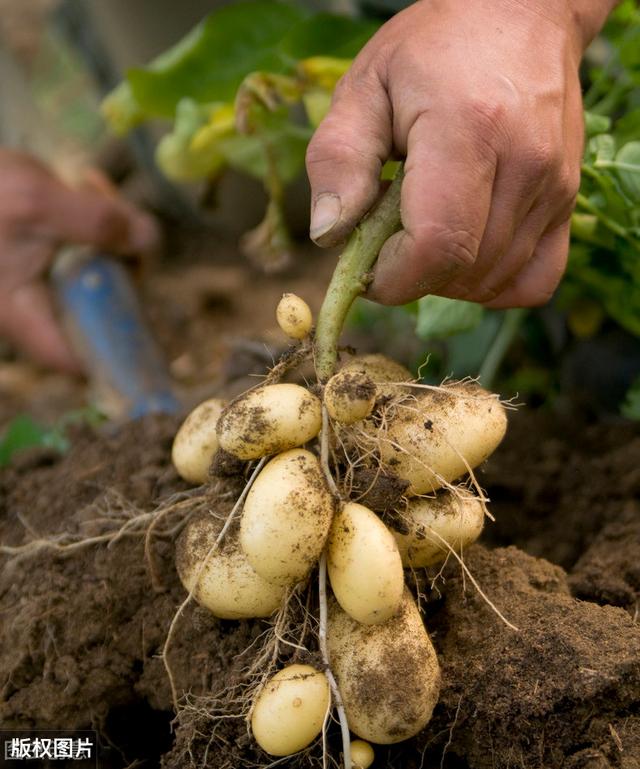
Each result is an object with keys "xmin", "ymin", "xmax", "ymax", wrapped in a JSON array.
[
  {"xmin": 424, "ymin": 527, "xmax": 519, "ymax": 633},
  {"xmin": 319, "ymin": 552, "xmax": 351, "ymax": 769}
]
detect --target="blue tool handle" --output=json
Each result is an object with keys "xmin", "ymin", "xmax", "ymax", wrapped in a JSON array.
[{"xmin": 52, "ymin": 248, "xmax": 179, "ymax": 419}]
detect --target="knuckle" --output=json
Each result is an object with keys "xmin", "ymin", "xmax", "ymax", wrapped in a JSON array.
[
  {"xmin": 519, "ymin": 141, "xmax": 561, "ymax": 176},
  {"xmin": 413, "ymin": 225, "xmax": 480, "ymax": 270},
  {"xmin": 462, "ymin": 97, "xmax": 510, "ymax": 151}
]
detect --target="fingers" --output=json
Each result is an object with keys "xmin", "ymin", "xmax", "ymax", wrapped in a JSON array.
[
  {"xmin": 42, "ymin": 182, "xmax": 160, "ymax": 256},
  {"xmin": 0, "ymin": 283, "xmax": 82, "ymax": 373},
  {"xmin": 306, "ymin": 65, "xmax": 392, "ymax": 246},
  {"xmin": 367, "ymin": 110, "xmax": 498, "ymax": 305},
  {"xmin": 483, "ymin": 218, "xmax": 571, "ymax": 308}
]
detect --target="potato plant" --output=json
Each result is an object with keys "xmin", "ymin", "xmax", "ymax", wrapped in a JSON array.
[{"xmin": 167, "ymin": 165, "xmax": 510, "ymax": 768}]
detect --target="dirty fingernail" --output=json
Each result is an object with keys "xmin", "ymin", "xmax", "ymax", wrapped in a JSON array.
[{"xmin": 310, "ymin": 194, "xmax": 341, "ymax": 242}]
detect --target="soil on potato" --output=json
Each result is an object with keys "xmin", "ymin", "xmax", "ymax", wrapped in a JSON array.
[{"xmin": 1, "ymin": 247, "xmax": 639, "ymax": 769}]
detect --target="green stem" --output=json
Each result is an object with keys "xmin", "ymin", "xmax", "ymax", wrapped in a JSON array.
[
  {"xmin": 575, "ymin": 192, "xmax": 630, "ymax": 240},
  {"xmin": 314, "ymin": 167, "xmax": 404, "ymax": 382},
  {"xmin": 478, "ymin": 308, "xmax": 527, "ymax": 389}
]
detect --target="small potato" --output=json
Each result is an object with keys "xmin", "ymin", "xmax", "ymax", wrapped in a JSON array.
[
  {"xmin": 241, "ymin": 449, "xmax": 335, "ymax": 585},
  {"xmin": 393, "ymin": 492, "xmax": 485, "ymax": 567},
  {"xmin": 372, "ymin": 382, "xmax": 507, "ymax": 495},
  {"xmin": 328, "ymin": 589, "xmax": 440, "ymax": 744},
  {"xmin": 350, "ymin": 740, "xmax": 374, "ymax": 769},
  {"xmin": 327, "ymin": 502, "xmax": 403, "ymax": 625},
  {"xmin": 324, "ymin": 370, "xmax": 376, "ymax": 425},
  {"xmin": 251, "ymin": 664, "xmax": 330, "ymax": 756},
  {"xmin": 172, "ymin": 398, "xmax": 225, "ymax": 484},
  {"xmin": 175, "ymin": 514, "xmax": 285, "ymax": 619},
  {"xmin": 276, "ymin": 293, "xmax": 313, "ymax": 340},
  {"xmin": 217, "ymin": 384, "xmax": 322, "ymax": 460}
]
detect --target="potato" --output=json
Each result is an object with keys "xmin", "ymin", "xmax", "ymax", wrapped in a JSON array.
[
  {"xmin": 172, "ymin": 398, "xmax": 225, "ymax": 484},
  {"xmin": 328, "ymin": 589, "xmax": 440, "ymax": 744},
  {"xmin": 241, "ymin": 449, "xmax": 335, "ymax": 585},
  {"xmin": 217, "ymin": 384, "xmax": 322, "ymax": 460},
  {"xmin": 372, "ymin": 382, "xmax": 507, "ymax": 495},
  {"xmin": 350, "ymin": 740, "xmax": 375, "ymax": 769},
  {"xmin": 324, "ymin": 369, "xmax": 376, "ymax": 424},
  {"xmin": 276, "ymin": 293, "xmax": 313, "ymax": 340},
  {"xmin": 327, "ymin": 502, "xmax": 403, "ymax": 625},
  {"xmin": 175, "ymin": 514, "xmax": 285, "ymax": 619},
  {"xmin": 393, "ymin": 492, "xmax": 485, "ymax": 567},
  {"xmin": 251, "ymin": 664, "xmax": 330, "ymax": 756},
  {"xmin": 342, "ymin": 354, "xmax": 412, "ymax": 384}
]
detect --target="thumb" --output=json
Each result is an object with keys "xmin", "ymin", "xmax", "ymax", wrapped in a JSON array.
[{"xmin": 306, "ymin": 70, "xmax": 391, "ymax": 246}]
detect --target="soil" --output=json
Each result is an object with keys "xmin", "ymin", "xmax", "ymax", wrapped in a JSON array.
[{"xmin": 1, "ymin": 253, "xmax": 640, "ymax": 769}]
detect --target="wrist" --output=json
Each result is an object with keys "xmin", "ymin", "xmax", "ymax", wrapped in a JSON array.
[
  {"xmin": 504, "ymin": 0, "xmax": 617, "ymax": 56},
  {"xmin": 567, "ymin": 0, "xmax": 619, "ymax": 50}
]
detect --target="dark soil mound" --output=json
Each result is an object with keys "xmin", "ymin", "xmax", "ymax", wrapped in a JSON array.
[{"xmin": 1, "ymin": 412, "xmax": 639, "ymax": 769}]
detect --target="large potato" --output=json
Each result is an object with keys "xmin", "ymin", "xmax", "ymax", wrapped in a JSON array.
[
  {"xmin": 176, "ymin": 514, "xmax": 285, "ymax": 619},
  {"xmin": 393, "ymin": 492, "xmax": 485, "ymax": 567},
  {"xmin": 372, "ymin": 383, "xmax": 507, "ymax": 495},
  {"xmin": 172, "ymin": 398, "xmax": 225, "ymax": 484},
  {"xmin": 327, "ymin": 502, "xmax": 403, "ymax": 625},
  {"xmin": 217, "ymin": 384, "xmax": 322, "ymax": 460},
  {"xmin": 328, "ymin": 589, "xmax": 440, "ymax": 744},
  {"xmin": 251, "ymin": 664, "xmax": 329, "ymax": 756},
  {"xmin": 342, "ymin": 354, "xmax": 412, "ymax": 384},
  {"xmin": 241, "ymin": 449, "xmax": 335, "ymax": 585}
]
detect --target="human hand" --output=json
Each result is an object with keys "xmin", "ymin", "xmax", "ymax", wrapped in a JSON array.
[
  {"xmin": 306, "ymin": 0, "xmax": 614, "ymax": 308},
  {"xmin": 0, "ymin": 149, "xmax": 159, "ymax": 372}
]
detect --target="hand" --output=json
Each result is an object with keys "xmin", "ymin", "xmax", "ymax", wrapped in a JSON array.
[
  {"xmin": 0, "ymin": 150, "xmax": 159, "ymax": 372},
  {"xmin": 306, "ymin": 0, "xmax": 613, "ymax": 308}
]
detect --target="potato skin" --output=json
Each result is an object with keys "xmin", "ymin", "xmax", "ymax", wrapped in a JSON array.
[
  {"xmin": 241, "ymin": 449, "xmax": 335, "ymax": 585},
  {"xmin": 393, "ymin": 492, "xmax": 485, "ymax": 567},
  {"xmin": 176, "ymin": 514, "xmax": 285, "ymax": 619},
  {"xmin": 217, "ymin": 384, "xmax": 322, "ymax": 460},
  {"xmin": 328, "ymin": 589, "xmax": 440, "ymax": 744},
  {"xmin": 342, "ymin": 354, "xmax": 412, "ymax": 384},
  {"xmin": 324, "ymin": 370, "xmax": 376, "ymax": 425},
  {"xmin": 327, "ymin": 502, "xmax": 403, "ymax": 625},
  {"xmin": 172, "ymin": 398, "xmax": 225, "ymax": 484},
  {"xmin": 251, "ymin": 664, "xmax": 329, "ymax": 756},
  {"xmin": 375, "ymin": 383, "xmax": 507, "ymax": 495},
  {"xmin": 276, "ymin": 293, "xmax": 313, "ymax": 340}
]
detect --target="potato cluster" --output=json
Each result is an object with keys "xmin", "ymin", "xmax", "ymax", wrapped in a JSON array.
[{"xmin": 171, "ymin": 294, "xmax": 507, "ymax": 763}]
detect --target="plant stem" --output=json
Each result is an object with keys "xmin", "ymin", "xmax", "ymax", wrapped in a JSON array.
[
  {"xmin": 478, "ymin": 308, "xmax": 527, "ymax": 389},
  {"xmin": 314, "ymin": 167, "xmax": 404, "ymax": 382}
]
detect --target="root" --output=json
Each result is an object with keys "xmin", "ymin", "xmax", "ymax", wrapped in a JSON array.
[
  {"xmin": 162, "ymin": 457, "xmax": 268, "ymax": 711},
  {"xmin": 318, "ymin": 553, "xmax": 351, "ymax": 769},
  {"xmin": 425, "ymin": 527, "xmax": 519, "ymax": 632}
]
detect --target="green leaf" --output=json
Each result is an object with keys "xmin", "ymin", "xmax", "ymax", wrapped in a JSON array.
[
  {"xmin": 614, "ymin": 141, "xmax": 640, "ymax": 201},
  {"xmin": 415, "ymin": 295, "xmax": 485, "ymax": 341},
  {"xmin": 622, "ymin": 377, "xmax": 640, "ymax": 420},
  {"xmin": 127, "ymin": 1, "xmax": 307, "ymax": 117},
  {"xmin": 0, "ymin": 416, "xmax": 67, "ymax": 466},
  {"xmin": 278, "ymin": 13, "xmax": 379, "ymax": 60},
  {"xmin": 584, "ymin": 111, "xmax": 611, "ymax": 137}
]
